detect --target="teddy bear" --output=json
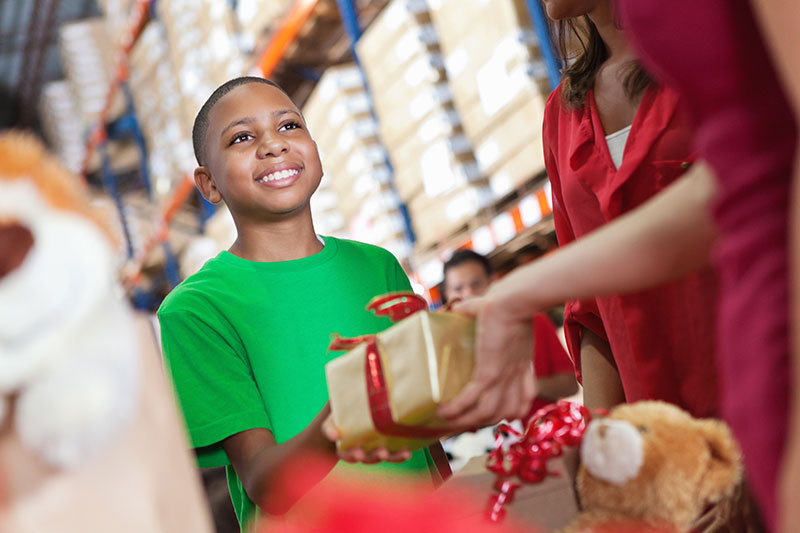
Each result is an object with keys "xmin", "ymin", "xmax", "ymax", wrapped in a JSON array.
[
  {"xmin": 561, "ymin": 401, "xmax": 742, "ymax": 533},
  {"xmin": 0, "ymin": 132, "xmax": 213, "ymax": 532}
]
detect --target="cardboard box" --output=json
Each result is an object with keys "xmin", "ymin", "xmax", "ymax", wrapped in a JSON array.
[
  {"xmin": 348, "ymin": 207, "xmax": 408, "ymax": 251},
  {"xmin": 305, "ymin": 67, "xmax": 368, "ymax": 118},
  {"xmin": 331, "ymin": 167, "xmax": 394, "ymax": 222},
  {"xmin": 441, "ymin": 454, "xmax": 580, "ymax": 531},
  {"xmin": 391, "ymin": 132, "xmax": 480, "ymax": 201},
  {"xmin": 488, "ymin": 135, "xmax": 547, "ymax": 198},
  {"xmin": 376, "ymin": 83, "xmax": 455, "ymax": 149},
  {"xmin": 472, "ymin": 94, "xmax": 546, "ymax": 177},
  {"xmin": 234, "ymin": 0, "xmax": 293, "ymax": 52},
  {"xmin": 303, "ymin": 65, "xmax": 366, "ymax": 129},
  {"xmin": 317, "ymin": 117, "xmax": 380, "ymax": 177},
  {"xmin": 370, "ymin": 51, "xmax": 448, "ymax": 119},
  {"xmin": 38, "ymin": 81, "xmax": 85, "ymax": 175},
  {"xmin": 58, "ymin": 18, "xmax": 126, "ymax": 128},
  {"xmin": 357, "ymin": 0, "xmax": 434, "ymax": 91},
  {"xmin": 445, "ymin": 29, "xmax": 538, "ymax": 107},
  {"xmin": 362, "ymin": 24, "xmax": 440, "ymax": 95},
  {"xmin": 428, "ymin": 0, "xmax": 532, "ymax": 53},
  {"xmin": 409, "ymin": 185, "xmax": 493, "ymax": 248}
]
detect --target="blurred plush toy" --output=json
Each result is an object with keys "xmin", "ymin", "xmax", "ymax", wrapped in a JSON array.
[
  {"xmin": 0, "ymin": 132, "xmax": 212, "ymax": 532},
  {"xmin": 562, "ymin": 401, "xmax": 742, "ymax": 533},
  {"xmin": 0, "ymin": 131, "xmax": 139, "ymax": 467}
]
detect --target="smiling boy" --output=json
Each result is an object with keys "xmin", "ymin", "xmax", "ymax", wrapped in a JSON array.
[{"xmin": 157, "ymin": 77, "xmax": 441, "ymax": 531}]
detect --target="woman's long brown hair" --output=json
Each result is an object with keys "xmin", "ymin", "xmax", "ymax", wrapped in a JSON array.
[{"xmin": 552, "ymin": 14, "xmax": 651, "ymax": 108}]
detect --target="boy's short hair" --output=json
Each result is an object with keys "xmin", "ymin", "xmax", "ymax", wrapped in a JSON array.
[
  {"xmin": 192, "ymin": 76, "xmax": 285, "ymax": 166},
  {"xmin": 443, "ymin": 249, "xmax": 492, "ymax": 278}
]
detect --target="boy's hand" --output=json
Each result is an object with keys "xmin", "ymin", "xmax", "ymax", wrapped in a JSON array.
[
  {"xmin": 437, "ymin": 294, "xmax": 537, "ymax": 430},
  {"xmin": 321, "ymin": 414, "xmax": 412, "ymax": 464}
]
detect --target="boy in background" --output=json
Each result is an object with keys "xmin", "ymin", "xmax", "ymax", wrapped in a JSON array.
[{"xmin": 158, "ymin": 77, "xmax": 442, "ymax": 531}]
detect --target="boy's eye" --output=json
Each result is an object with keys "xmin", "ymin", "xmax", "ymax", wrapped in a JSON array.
[
  {"xmin": 230, "ymin": 132, "xmax": 253, "ymax": 145},
  {"xmin": 279, "ymin": 121, "xmax": 302, "ymax": 132}
]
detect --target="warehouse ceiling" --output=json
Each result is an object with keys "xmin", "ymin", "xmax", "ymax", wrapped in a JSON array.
[{"xmin": 0, "ymin": 0, "xmax": 99, "ymax": 133}]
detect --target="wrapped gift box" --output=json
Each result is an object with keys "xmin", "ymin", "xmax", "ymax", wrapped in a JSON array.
[{"xmin": 326, "ymin": 304, "xmax": 475, "ymax": 453}]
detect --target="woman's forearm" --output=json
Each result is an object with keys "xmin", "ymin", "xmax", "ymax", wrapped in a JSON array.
[{"xmin": 491, "ymin": 162, "xmax": 717, "ymax": 322}]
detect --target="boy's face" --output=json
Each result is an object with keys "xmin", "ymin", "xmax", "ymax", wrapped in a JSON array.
[
  {"xmin": 444, "ymin": 261, "xmax": 491, "ymax": 301},
  {"xmin": 195, "ymin": 83, "xmax": 322, "ymax": 221}
]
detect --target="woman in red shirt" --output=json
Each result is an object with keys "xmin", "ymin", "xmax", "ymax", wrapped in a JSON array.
[{"xmin": 541, "ymin": 0, "xmax": 719, "ymax": 417}]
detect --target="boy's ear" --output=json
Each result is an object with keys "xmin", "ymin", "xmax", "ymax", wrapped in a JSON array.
[{"xmin": 194, "ymin": 167, "xmax": 222, "ymax": 204}]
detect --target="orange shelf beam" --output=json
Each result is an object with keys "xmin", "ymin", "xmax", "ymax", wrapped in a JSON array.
[
  {"xmin": 80, "ymin": 0, "xmax": 153, "ymax": 180},
  {"xmin": 259, "ymin": 0, "xmax": 320, "ymax": 77}
]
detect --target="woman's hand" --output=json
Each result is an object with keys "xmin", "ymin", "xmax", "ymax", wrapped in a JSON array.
[
  {"xmin": 436, "ymin": 290, "xmax": 537, "ymax": 430},
  {"xmin": 321, "ymin": 414, "xmax": 412, "ymax": 464}
]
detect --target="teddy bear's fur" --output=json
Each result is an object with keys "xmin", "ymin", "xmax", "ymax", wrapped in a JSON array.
[{"xmin": 562, "ymin": 401, "xmax": 742, "ymax": 533}]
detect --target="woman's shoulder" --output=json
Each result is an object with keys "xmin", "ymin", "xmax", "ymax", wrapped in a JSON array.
[{"xmin": 543, "ymin": 82, "xmax": 587, "ymax": 128}]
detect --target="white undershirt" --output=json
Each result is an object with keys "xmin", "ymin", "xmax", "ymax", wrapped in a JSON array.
[{"xmin": 605, "ymin": 124, "xmax": 632, "ymax": 169}]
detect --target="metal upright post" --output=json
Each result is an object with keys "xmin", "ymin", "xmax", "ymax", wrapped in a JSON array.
[
  {"xmin": 525, "ymin": 0, "xmax": 561, "ymax": 91},
  {"xmin": 100, "ymin": 144, "xmax": 135, "ymax": 258},
  {"xmin": 335, "ymin": 0, "xmax": 417, "ymax": 244}
]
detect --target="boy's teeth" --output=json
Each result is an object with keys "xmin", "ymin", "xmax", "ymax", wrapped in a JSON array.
[{"xmin": 260, "ymin": 169, "xmax": 299, "ymax": 182}]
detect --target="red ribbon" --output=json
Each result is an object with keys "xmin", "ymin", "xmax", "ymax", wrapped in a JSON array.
[
  {"xmin": 366, "ymin": 292, "xmax": 428, "ymax": 322},
  {"xmin": 485, "ymin": 401, "xmax": 594, "ymax": 522},
  {"xmin": 329, "ymin": 292, "xmax": 444, "ymax": 440}
]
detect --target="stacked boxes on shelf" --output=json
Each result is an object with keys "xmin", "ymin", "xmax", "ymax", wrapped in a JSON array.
[
  {"xmin": 233, "ymin": 0, "xmax": 294, "ymax": 54},
  {"xmin": 156, "ymin": 0, "xmax": 245, "ymax": 137},
  {"xmin": 58, "ymin": 18, "xmax": 126, "ymax": 129},
  {"xmin": 127, "ymin": 20, "xmax": 194, "ymax": 198},
  {"xmin": 38, "ymin": 81, "xmax": 85, "ymax": 175},
  {"xmin": 303, "ymin": 64, "xmax": 411, "ymax": 260},
  {"xmin": 428, "ymin": 0, "xmax": 550, "ymax": 198},
  {"xmin": 58, "ymin": 17, "xmax": 139, "ymax": 173},
  {"xmin": 357, "ymin": 0, "xmax": 490, "ymax": 249},
  {"xmin": 95, "ymin": 0, "xmax": 135, "ymax": 48}
]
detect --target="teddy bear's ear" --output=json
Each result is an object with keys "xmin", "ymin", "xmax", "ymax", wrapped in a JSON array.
[{"xmin": 696, "ymin": 419, "xmax": 742, "ymax": 504}]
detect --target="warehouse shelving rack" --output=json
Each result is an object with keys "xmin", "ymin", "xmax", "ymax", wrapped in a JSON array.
[
  {"xmin": 87, "ymin": 0, "xmax": 562, "ymax": 306},
  {"xmin": 80, "ymin": 0, "xmax": 323, "ymax": 295}
]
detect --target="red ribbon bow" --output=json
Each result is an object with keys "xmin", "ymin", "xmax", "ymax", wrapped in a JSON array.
[{"xmin": 485, "ymin": 401, "xmax": 595, "ymax": 522}]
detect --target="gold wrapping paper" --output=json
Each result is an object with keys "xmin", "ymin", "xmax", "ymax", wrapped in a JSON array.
[{"xmin": 325, "ymin": 310, "xmax": 475, "ymax": 452}]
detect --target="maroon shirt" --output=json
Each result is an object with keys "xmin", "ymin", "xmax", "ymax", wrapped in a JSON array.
[
  {"xmin": 619, "ymin": 1, "xmax": 797, "ymax": 527},
  {"xmin": 544, "ymin": 82, "xmax": 719, "ymax": 418}
]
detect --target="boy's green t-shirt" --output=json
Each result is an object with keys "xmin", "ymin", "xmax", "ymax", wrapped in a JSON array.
[{"xmin": 157, "ymin": 237, "xmax": 436, "ymax": 528}]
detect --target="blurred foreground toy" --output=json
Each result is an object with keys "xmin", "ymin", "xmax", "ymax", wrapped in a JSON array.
[
  {"xmin": 563, "ymin": 401, "xmax": 742, "ymax": 533},
  {"xmin": 0, "ymin": 132, "xmax": 212, "ymax": 532}
]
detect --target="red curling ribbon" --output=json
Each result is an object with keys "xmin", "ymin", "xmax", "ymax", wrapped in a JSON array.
[
  {"xmin": 366, "ymin": 292, "xmax": 428, "ymax": 322},
  {"xmin": 485, "ymin": 400, "xmax": 595, "ymax": 523},
  {"xmin": 328, "ymin": 333, "xmax": 376, "ymax": 352}
]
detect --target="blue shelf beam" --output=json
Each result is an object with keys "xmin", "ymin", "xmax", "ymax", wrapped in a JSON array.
[{"xmin": 525, "ymin": 0, "xmax": 561, "ymax": 90}]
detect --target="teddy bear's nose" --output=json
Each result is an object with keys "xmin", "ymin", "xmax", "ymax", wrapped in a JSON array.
[{"xmin": 0, "ymin": 221, "xmax": 34, "ymax": 279}]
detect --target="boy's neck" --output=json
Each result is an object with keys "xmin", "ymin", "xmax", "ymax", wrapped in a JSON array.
[{"xmin": 229, "ymin": 209, "xmax": 324, "ymax": 262}]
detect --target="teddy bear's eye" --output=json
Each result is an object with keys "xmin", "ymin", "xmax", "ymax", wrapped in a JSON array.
[{"xmin": 637, "ymin": 425, "xmax": 649, "ymax": 433}]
